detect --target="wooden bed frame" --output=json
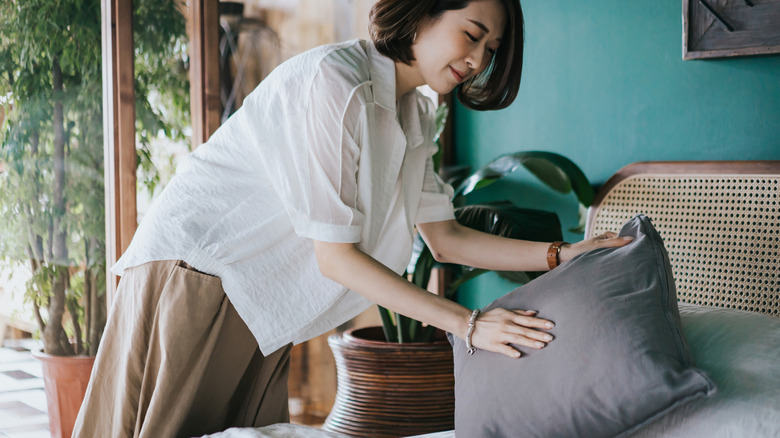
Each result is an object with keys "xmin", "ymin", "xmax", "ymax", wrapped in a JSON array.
[{"xmin": 585, "ymin": 161, "xmax": 780, "ymax": 318}]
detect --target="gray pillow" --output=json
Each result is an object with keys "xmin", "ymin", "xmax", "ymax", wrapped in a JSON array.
[{"xmin": 448, "ymin": 215, "xmax": 716, "ymax": 438}]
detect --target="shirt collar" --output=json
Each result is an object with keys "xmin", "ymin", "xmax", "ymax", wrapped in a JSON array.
[
  {"xmin": 399, "ymin": 93, "xmax": 425, "ymax": 149},
  {"xmin": 365, "ymin": 40, "xmax": 398, "ymax": 112},
  {"xmin": 365, "ymin": 40, "xmax": 426, "ymax": 149}
]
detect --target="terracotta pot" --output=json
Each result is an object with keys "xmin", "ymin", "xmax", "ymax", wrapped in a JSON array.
[
  {"xmin": 32, "ymin": 351, "xmax": 95, "ymax": 438},
  {"xmin": 323, "ymin": 326, "xmax": 454, "ymax": 437}
]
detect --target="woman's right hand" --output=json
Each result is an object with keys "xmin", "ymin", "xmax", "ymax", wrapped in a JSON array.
[{"xmin": 469, "ymin": 308, "xmax": 555, "ymax": 358}]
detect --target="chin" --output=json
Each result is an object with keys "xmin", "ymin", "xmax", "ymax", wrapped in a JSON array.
[{"xmin": 428, "ymin": 82, "xmax": 457, "ymax": 95}]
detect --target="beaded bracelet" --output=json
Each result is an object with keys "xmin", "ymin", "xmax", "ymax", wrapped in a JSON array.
[{"xmin": 465, "ymin": 309, "xmax": 481, "ymax": 355}]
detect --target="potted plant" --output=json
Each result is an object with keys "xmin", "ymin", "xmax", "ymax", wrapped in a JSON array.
[
  {"xmin": 0, "ymin": 1, "xmax": 189, "ymax": 437},
  {"xmin": 324, "ymin": 107, "xmax": 595, "ymax": 437}
]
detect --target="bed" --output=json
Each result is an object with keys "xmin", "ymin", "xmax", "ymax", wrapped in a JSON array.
[{"xmin": 203, "ymin": 161, "xmax": 780, "ymax": 438}]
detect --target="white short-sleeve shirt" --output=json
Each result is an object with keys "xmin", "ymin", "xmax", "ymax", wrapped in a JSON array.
[{"xmin": 112, "ymin": 40, "xmax": 455, "ymax": 354}]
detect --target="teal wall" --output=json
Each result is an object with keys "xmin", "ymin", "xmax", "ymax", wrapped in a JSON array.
[{"xmin": 453, "ymin": 0, "xmax": 780, "ymax": 309}]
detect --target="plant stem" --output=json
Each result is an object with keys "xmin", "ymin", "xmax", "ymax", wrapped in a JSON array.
[
  {"xmin": 67, "ymin": 293, "xmax": 83, "ymax": 355},
  {"xmin": 42, "ymin": 55, "xmax": 72, "ymax": 356}
]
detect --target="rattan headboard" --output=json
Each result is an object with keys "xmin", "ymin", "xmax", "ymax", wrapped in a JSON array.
[{"xmin": 585, "ymin": 161, "xmax": 779, "ymax": 317}]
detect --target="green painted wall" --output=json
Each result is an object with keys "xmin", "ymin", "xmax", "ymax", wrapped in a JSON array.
[{"xmin": 453, "ymin": 0, "xmax": 780, "ymax": 309}]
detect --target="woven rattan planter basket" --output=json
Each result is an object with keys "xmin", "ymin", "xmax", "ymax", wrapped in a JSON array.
[{"xmin": 323, "ymin": 326, "xmax": 454, "ymax": 437}]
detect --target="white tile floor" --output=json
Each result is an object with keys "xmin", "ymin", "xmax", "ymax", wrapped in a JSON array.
[{"xmin": 0, "ymin": 339, "xmax": 50, "ymax": 438}]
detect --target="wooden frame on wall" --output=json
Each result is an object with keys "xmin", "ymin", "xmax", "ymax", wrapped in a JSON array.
[{"xmin": 683, "ymin": 0, "xmax": 780, "ymax": 60}]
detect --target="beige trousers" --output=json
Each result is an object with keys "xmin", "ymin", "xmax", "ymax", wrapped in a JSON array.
[{"xmin": 72, "ymin": 260, "xmax": 291, "ymax": 438}]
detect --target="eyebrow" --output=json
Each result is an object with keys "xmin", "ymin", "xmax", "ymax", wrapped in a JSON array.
[{"xmin": 468, "ymin": 19, "xmax": 489, "ymax": 33}]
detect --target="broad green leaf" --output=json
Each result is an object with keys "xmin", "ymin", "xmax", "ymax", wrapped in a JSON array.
[
  {"xmin": 570, "ymin": 203, "xmax": 588, "ymax": 234},
  {"xmin": 453, "ymin": 151, "xmax": 595, "ymax": 207}
]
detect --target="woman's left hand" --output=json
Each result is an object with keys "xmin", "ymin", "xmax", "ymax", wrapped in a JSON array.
[{"xmin": 559, "ymin": 232, "xmax": 633, "ymax": 263}]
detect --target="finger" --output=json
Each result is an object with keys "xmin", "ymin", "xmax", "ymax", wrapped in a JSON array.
[
  {"xmin": 515, "ymin": 326, "xmax": 555, "ymax": 343},
  {"xmin": 501, "ymin": 323, "xmax": 554, "ymax": 343},
  {"xmin": 599, "ymin": 236, "xmax": 633, "ymax": 247},
  {"xmin": 496, "ymin": 344, "xmax": 523, "ymax": 359},
  {"xmin": 503, "ymin": 332, "xmax": 549, "ymax": 350},
  {"xmin": 512, "ymin": 314, "xmax": 555, "ymax": 329},
  {"xmin": 510, "ymin": 309, "xmax": 538, "ymax": 317}
]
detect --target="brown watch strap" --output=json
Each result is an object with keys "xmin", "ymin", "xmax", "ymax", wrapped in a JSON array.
[{"xmin": 546, "ymin": 241, "xmax": 567, "ymax": 270}]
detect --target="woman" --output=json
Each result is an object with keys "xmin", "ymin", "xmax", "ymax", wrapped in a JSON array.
[{"xmin": 74, "ymin": 0, "xmax": 631, "ymax": 436}]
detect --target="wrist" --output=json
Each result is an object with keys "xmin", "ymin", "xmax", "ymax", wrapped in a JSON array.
[
  {"xmin": 445, "ymin": 305, "xmax": 475, "ymax": 341},
  {"xmin": 558, "ymin": 242, "xmax": 574, "ymax": 263},
  {"xmin": 465, "ymin": 309, "xmax": 480, "ymax": 355}
]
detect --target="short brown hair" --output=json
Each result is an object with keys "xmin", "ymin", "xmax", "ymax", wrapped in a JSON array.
[{"xmin": 370, "ymin": 0, "xmax": 524, "ymax": 111}]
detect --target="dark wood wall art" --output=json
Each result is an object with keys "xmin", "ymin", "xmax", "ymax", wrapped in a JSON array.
[{"xmin": 683, "ymin": 0, "xmax": 780, "ymax": 59}]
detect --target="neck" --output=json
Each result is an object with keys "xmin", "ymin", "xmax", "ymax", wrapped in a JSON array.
[{"xmin": 395, "ymin": 61, "xmax": 423, "ymax": 101}]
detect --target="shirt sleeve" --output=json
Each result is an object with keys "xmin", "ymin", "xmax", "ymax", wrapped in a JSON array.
[
  {"xmin": 244, "ymin": 53, "xmax": 369, "ymax": 243},
  {"xmin": 415, "ymin": 98, "xmax": 456, "ymax": 225}
]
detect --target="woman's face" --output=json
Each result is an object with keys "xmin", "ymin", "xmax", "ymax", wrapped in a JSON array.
[{"xmin": 412, "ymin": 0, "xmax": 506, "ymax": 95}]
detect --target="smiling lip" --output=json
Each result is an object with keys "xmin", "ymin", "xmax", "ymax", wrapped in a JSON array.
[{"xmin": 450, "ymin": 67, "xmax": 465, "ymax": 82}]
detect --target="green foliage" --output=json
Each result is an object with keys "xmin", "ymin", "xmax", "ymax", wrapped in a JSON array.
[
  {"xmin": 452, "ymin": 151, "xmax": 594, "ymax": 232},
  {"xmin": 430, "ymin": 103, "xmax": 449, "ymax": 173},
  {"xmin": 134, "ymin": 0, "xmax": 190, "ymax": 195},
  {"xmin": 0, "ymin": 0, "xmax": 189, "ymax": 355}
]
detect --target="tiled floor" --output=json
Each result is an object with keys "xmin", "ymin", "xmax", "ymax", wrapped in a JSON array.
[{"xmin": 0, "ymin": 339, "xmax": 50, "ymax": 438}]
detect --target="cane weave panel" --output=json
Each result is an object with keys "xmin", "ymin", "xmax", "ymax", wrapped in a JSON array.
[{"xmin": 588, "ymin": 174, "xmax": 779, "ymax": 317}]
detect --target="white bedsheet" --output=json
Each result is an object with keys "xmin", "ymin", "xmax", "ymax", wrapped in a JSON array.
[
  {"xmin": 626, "ymin": 303, "xmax": 780, "ymax": 437},
  {"xmin": 200, "ymin": 424, "xmax": 339, "ymax": 437},
  {"xmin": 201, "ymin": 304, "xmax": 780, "ymax": 438}
]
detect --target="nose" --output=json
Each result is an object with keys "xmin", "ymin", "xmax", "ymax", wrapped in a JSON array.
[{"xmin": 465, "ymin": 46, "xmax": 487, "ymax": 74}]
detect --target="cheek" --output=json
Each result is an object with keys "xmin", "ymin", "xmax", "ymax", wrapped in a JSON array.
[{"xmin": 416, "ymin": 43, "xmax": 445, "ymax": 74}]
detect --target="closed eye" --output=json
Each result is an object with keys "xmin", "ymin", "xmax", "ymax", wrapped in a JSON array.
[{"xmin": 465, "ymin": 31, "xmax": 478, "ymax": 42}]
